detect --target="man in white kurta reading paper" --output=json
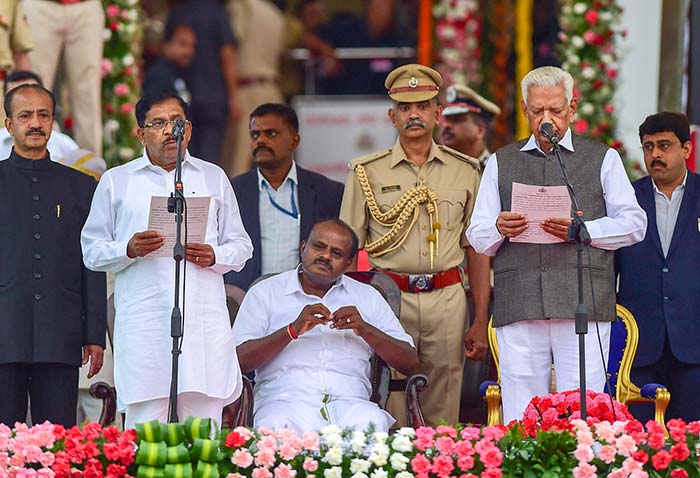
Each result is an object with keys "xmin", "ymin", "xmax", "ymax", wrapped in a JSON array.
[{"xmin": 81, "ymin": 91, "xmax": 253, "ymax": 428}]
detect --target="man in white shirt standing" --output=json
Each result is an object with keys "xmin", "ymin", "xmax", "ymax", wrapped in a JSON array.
[
  {"xmin": 232, "ymin": 219, "xmax": 418, "ymax": 433},
  {"xmin": 81, "ymin": 91, "xmax": 253, "ymax": 428},
  {"xmin": 466, "ymin": 66, "xmax": 647, "ymax": 423}
]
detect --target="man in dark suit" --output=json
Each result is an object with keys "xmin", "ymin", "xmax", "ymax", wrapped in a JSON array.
[
  {"xmin": 616, "ymin": 112, "xmax": 700, "ymax": 422},
  {"xmin": 225, "ymin": 103, "xmax": 344, "ymax": 291},
  {"xmin": 0, "ymin": 83, "xmax": 106, "ymax": 426}
]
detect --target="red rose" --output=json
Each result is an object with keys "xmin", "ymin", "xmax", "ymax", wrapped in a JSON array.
[
  {"xmin": 584, "ymin": 10, "xmax": 599, "ymax": 24},
  {"xmin": 226, "ymin": 431, "xmax": 246, "ymax": 449},
  {"xmin": 670, "ymin": 442, "xmax": 690, "ymax": 462},
  {"xmin": 671, "ymin": 469, "xmax": 689, "ymax": 478},
  {"xmin": 632, "ymin": 450, "xmax": 649, "ymax": 464}
]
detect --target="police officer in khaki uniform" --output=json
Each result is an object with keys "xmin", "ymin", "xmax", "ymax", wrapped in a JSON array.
[
  {"xmin": 440, "ymin": 84, "xmax": 501, "ymax": 167},
  {"xmin": 0, "ymin": 0, "xmax": 33, "ymax": 123},
  {"xmin": 340, "ymin": 64, "xmax": 491, "ymax": 427}
]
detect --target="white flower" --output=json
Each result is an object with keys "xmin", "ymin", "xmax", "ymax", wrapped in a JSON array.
[
  {"xmin": 322, "ymin": 447, "xmax": 343, "ymax": 466},
  {"xmin": 127, "ymin": 0, "xmax": 138, "ymax": 6},
  {"xmin": 119, "ymin": 147, "xmax": 134, "ymax": 160},
  {"xmin": 562, "ymin": 4, "xmax": 572, "ymax": 15},
  {"xmin": 103, "ymin": 28, "xmax": 112, "ymax": 41},
  {"xmin": 573, "ymin": 2, "xmax": 587, "ymax": 14},
  {"xmin": 323, "ymin": 433, "xmax": 343, "ymax": 449},
  {"xmin": 370, "ymin": 468, "xmax": 388, "ymax": 478},
  {"xmin": 601, "ymin": 53, "xmax": 614, "ymax": 65},
  {"xmin": 369, "ymin": 447, "xmax": 388, "ymax": 468},
  {"xmin": 125, "ymin": 8, "xmax": 138, "ymax": 21},
  {"xmin": 580, "ymin": 102, "xmax": 595, "ymax": 115},
  {"xmin": 599, "ymin": 11, "xmax": 613, "ymax": 22},
  {"xmin": 571, "ymin": 36, "xmax": 585, "ymax": 49},
  {"xmin": 390, "ymin": 435, "xmax": 413, "ymax": 453},
  {"xmin": 350, "ymin": 459, "xmax": 370, "ymax": 474},
  {"xmin": 320, "ymin": 425, "xmax": 342, "ymax": 437},
  {"xmin": 351, "ymin": 474, "xmax": 369, "ymax": 478},
  {"xmin": 323, "ymin": 467, "xmax": 342, "ymax": 478},
  {"xmin": 599, "ymin": 85, "xmax": 611, "ymax": 97},
  {"xmin": 390, "ymin": 453, "xmax": 409, "ymax": 471},
  {"xmin": 395, "ymin": 428, "xmax": 416, "ymax": 438},
  {"xmin": 371, "ymin": 432, "xmax": 388, "ymax": 444},
  {"xmin": 567, "ymin": 54, "xmax": 581, "ymax": 65},
  {"xmin": 395, "ymin": 472, "xmax": 414, "ymax": 478},
  {"xmin": 582, "ymin": 66, "xmax": 596, "ymax": 79},
  {"xmin": 125, "ymin": 23, "xmax": 136, "ymax": 35},
  {"xmin": 122, "ymin": 54, "xmax": 135, "ymax": 67},
  {"xmin": 350, "ymin": 431, "xmax": 367, "ymax": 453},
  {"xmin": 104, "ymin": 119, "xmax": 120, "ymax": 136}
]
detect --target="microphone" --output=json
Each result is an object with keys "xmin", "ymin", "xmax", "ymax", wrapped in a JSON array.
[
  {"xmin": 540, "ymin": 122, "xmax": 559, "ymax": 144},
  {"xmin": 171, "ymin": 119, "xmax": 186, "ymax": 140}
]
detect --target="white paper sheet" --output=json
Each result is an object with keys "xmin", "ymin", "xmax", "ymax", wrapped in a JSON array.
[{"xmin": 146, "ymin": 196, "xmax": 211, "ymax": 257}]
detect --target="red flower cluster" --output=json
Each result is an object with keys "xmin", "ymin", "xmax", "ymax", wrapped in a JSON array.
[
  {"xmin": 51, "ymin": 422, "xmax": 136, "ymax": 478},
  {"xmin": 521, "ymin": 389, "xmax": 633, "ymax": 437}
]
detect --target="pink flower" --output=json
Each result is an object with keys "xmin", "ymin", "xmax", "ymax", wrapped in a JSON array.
[
  {"xmin": 604, "ymin": 104, "xmax": 614, "ymax": 114},
  {"xmin": 431, "ymin": 455, "xmax": 454, "ymax": 476},
  {"xmin": 120, "ymin": 103, "xmax": 133, "ymax": 114},
  {"xmin": 615, "ymin": 434, "xmax": 637, "ymax": 456},
  {"xmin": 232, "ymin": 449, "xmax": 254, "ymax": 468},
  {"xmin": 481, "ymin": 448, "xmax": 503, "ymax": 468},
  {"xmin": 583, "ymin": 30, "xmax": 598, "ymax": 44},
  {"xmin": 482, "ymin": 426, "xmax": 506, "ymax": 441},
  {"xmin": 596, "ymin": 444, "xmax": 617, "ymax": 464},
  {"xmin": 254, "ymin": 448, "xmax": 276, "ymax": 467},
  {"xmin": 301, "ymin": 432, "xmax": 320, "ymax": 451},
  {"xmin": 460, "ymin": 427, "xmax": 480, "ymax": 441},
  {"xmin": 278, "ymin": 443, "xmax": 300, "ymax": 461},
  {"xmin": 410, "ymin": 454, "xmax": 431, "ymax": 474},
  {"xmin": 457, "ymin": 455, "xmax": 474, "ymax": 471},
  {"xmin": 670, "ymin": 442, "xmax": 690, "ymax": 462},
  {"xmin": 113, "ymin": 83, "xmax": 129, "ymax": 97},
  {"xmin": 274, "ymin": 464, "xmax": 296, "ymax": 478},
  {"xmin": 106, "ymin": 4, "xmax": 120, "ymax": 18},
  {"xmin": 233, "ymin": 427, "xmax": 254, "ymax": 441},
  {"xmin": 671, "ymin": 469, "xmax": 690, "ymax": 478},
  {"xmin": 574, "ymin": 119, "xmax": 589, "ymax": 135},
  {"xmin": 584, "ymin": 10, "xmax": 599, "ymax": 24},
  {"xmin": 415, "ymin": 427, "xmax": 435, "ymax": 441},
  {"xmin": 302, "ymin": 458, "xmax": 318, "ymax": 472},
  {"xmin": 435, "ymin": 436, "xmax": 456, "ymax": 454},
  {"xmin": 574, "ymin": 444, "xmax": 593, "ymax": 462},
  {"xmin": 252, "ymin": 467, "xmax": 273, "ymax": 478},
  {"xmin": 435, "ymin": 425, "xmax": 457, "ymax": 438},
  {"xmin": 606, "ymin": 68, "xmax": 618, "ymax": 79},
  {"xmin": 573, "ymin": 462, "xmax": 597, "ymax": 478},
  {"xmin": 481, "ymin": 468, "xmax": 502, "ymax": 478}
]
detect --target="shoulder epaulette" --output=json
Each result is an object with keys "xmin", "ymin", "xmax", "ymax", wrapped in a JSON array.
[
  {"xmin": 437, "ymin": 144, "xmax": 481, "ymax": 172},
  {"xmin": 348, "ymin": 148, "xmax": 392, "ymax": 170}
]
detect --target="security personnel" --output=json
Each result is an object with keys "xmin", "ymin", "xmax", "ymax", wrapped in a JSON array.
[
  {"xmin": 0, "ymin": 0, "xmax": 33, "ymax": 123},
  {"xmin": 340, "ymin": 64, "xmax": 491, "ymax": 427},
  {"xmin": 440, "ymin": 84, "xmax": 501, "ymax": 167}
]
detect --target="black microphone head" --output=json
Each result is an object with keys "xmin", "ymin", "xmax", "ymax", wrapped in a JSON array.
[
  {"xmin": 540, "ymin": 122, "xmax": 559, "ymax": 143},
  {"xmin": 171, "ymin": 119, "xmax": 187, "ymax": 139}
]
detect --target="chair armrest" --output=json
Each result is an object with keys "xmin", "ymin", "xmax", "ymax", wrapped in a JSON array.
[
  {"xmin": 223, "ymin": 375, "xmax": 255, "ymax": 429},
  {"xmin": 404, "ymin": 373, "xmax": 429, "ymax": 428},
  {"xmin": 641, "ymin": 383, "xmax": 670, "ymax": 438},
  {"xmin": 479, "ymin": 380, "xmax": 502, "ymax": 426},
  {"xmin": 89, "ymin": 381, "xmax": 117, "ymax": 427}
]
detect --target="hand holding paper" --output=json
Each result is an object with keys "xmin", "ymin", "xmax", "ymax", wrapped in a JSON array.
[
  {"xmin": 510, "ymin": 182, "xmax": 572, "ymax": 244},
  {"xmin": 145, "ymin": 196, "xmax": 212, "ymax": 258}
]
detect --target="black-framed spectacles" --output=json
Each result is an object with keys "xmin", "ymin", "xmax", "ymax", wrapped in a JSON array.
[{"xmin": 142, "ymin": 119, "xmax": 190, "ymax": 131}]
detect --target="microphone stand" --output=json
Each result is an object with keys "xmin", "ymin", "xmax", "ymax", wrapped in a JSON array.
[
  {"xmin": 548, "ymin": 136, "xmax": 592, "ymax": 420},
  {"xmin": 166, "ymin": 120, "xmax": 186, "ymax": 423}
]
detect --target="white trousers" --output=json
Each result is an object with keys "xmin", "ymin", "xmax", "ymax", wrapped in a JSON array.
[
  {"xmin": 124, "ymin": 392, "xmax": 225, "ymax": 430},
  {"xmin": 496, "ymin": 319, "xmax": 611, "ymax": 423},
  {"xmin": 254, "ymin": 397, "xmax": 394, "ymax": 434}
]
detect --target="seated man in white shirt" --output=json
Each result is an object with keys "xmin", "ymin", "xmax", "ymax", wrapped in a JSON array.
[{"xmin": 232, "ymin": 219, "xmax": 419, "ymax": 433}]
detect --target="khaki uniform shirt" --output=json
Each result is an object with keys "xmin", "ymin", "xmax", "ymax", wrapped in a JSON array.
[
  {"xmin": 0, "ymin": 0, "xmax": 33, "ymax": 71},
  {"xmin": 341, "ymin": 138, "xmax": 481, "ymax": 275},
  {"xmin": 228, "ymin": 0, "xmax": 284, "ymax": 79}
]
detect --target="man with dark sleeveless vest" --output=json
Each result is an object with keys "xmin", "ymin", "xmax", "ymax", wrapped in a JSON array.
[
  {"xmin": 467, "ymin": 66, "xmax": 647, "ymax": 423},
  {"xmin": 340, "ymin": 63, "xmax": 492, "ymax": 427}
]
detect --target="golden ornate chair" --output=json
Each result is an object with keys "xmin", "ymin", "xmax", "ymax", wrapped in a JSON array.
[{"xmin": 480, "ymin": 304, "xmax": 670, "ymax": 431}]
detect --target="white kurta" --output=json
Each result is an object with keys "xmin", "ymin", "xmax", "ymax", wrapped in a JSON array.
[
  {"xmin": 232, "ymin": 268, "xmax": 414, "ymax": 429},
  {"xmin": 81, "ymin": 152, "xmax": 253, "ymax": 409}
]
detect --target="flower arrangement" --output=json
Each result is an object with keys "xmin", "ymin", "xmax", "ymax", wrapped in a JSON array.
[
  {"xmin": 0, "ymin": 421, "xmax": 136, "ymax": 478},
  {"xmin": 557, "ymin": 0, "xmax": 642, "ymax": 178},
  {"xmin": 521, "ymin": 389, "xmax": 634, "ymax": 437},
  {"xmin": 101, "ymin": 0, "xmax": 142, "ymax": 168}
]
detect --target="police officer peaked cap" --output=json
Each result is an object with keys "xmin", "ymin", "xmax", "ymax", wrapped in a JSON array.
[
  {"xmin": 443, "ymin": 84, "xmax": 501, "ymax": 121},
  {"xmin": 385, "ymin": 63, "xmax": 442, "ymax": 102}
]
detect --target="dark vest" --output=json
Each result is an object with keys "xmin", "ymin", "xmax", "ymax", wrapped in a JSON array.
[{"xmin": 492, "ymin": 135, "xmax": 616, "ymax": 326}]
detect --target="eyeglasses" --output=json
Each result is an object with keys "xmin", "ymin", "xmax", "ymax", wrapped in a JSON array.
[
  {"xmin": 641, "ymin": 140, "xmax": 677, "ymax": 153},
  {"xmin": 142, "ymin": 119, "xmax": 190, "ymax": 131}
]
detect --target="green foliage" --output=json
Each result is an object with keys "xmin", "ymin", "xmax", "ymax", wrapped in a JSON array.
[{"xmin": 500, "ymin": 425, "xmax": 578, "ymax": 478}]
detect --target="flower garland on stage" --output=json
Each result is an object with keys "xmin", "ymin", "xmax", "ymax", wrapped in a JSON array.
[
  {"xmin": 557, "ymin": 0, "xmax": 642, "ymax": 178},
  {"xmin": 101, "ymin": 0, "xmax": 142, "ymax": 168},
  {"xmin": 432, "ymin": 0, "xmax": 483, "ymax": 92}
]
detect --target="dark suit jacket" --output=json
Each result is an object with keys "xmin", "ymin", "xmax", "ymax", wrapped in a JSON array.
[
  {"xmin": 225, "ymin": 166, "xmax": 344, "ymax": 290},
  {"xmin": 616, "ymin": 171, "xmax": 700, "ymax": 366},
  {"xmin": 0, "ymin": 151, "xmax": 106, "ymax": 366}
]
